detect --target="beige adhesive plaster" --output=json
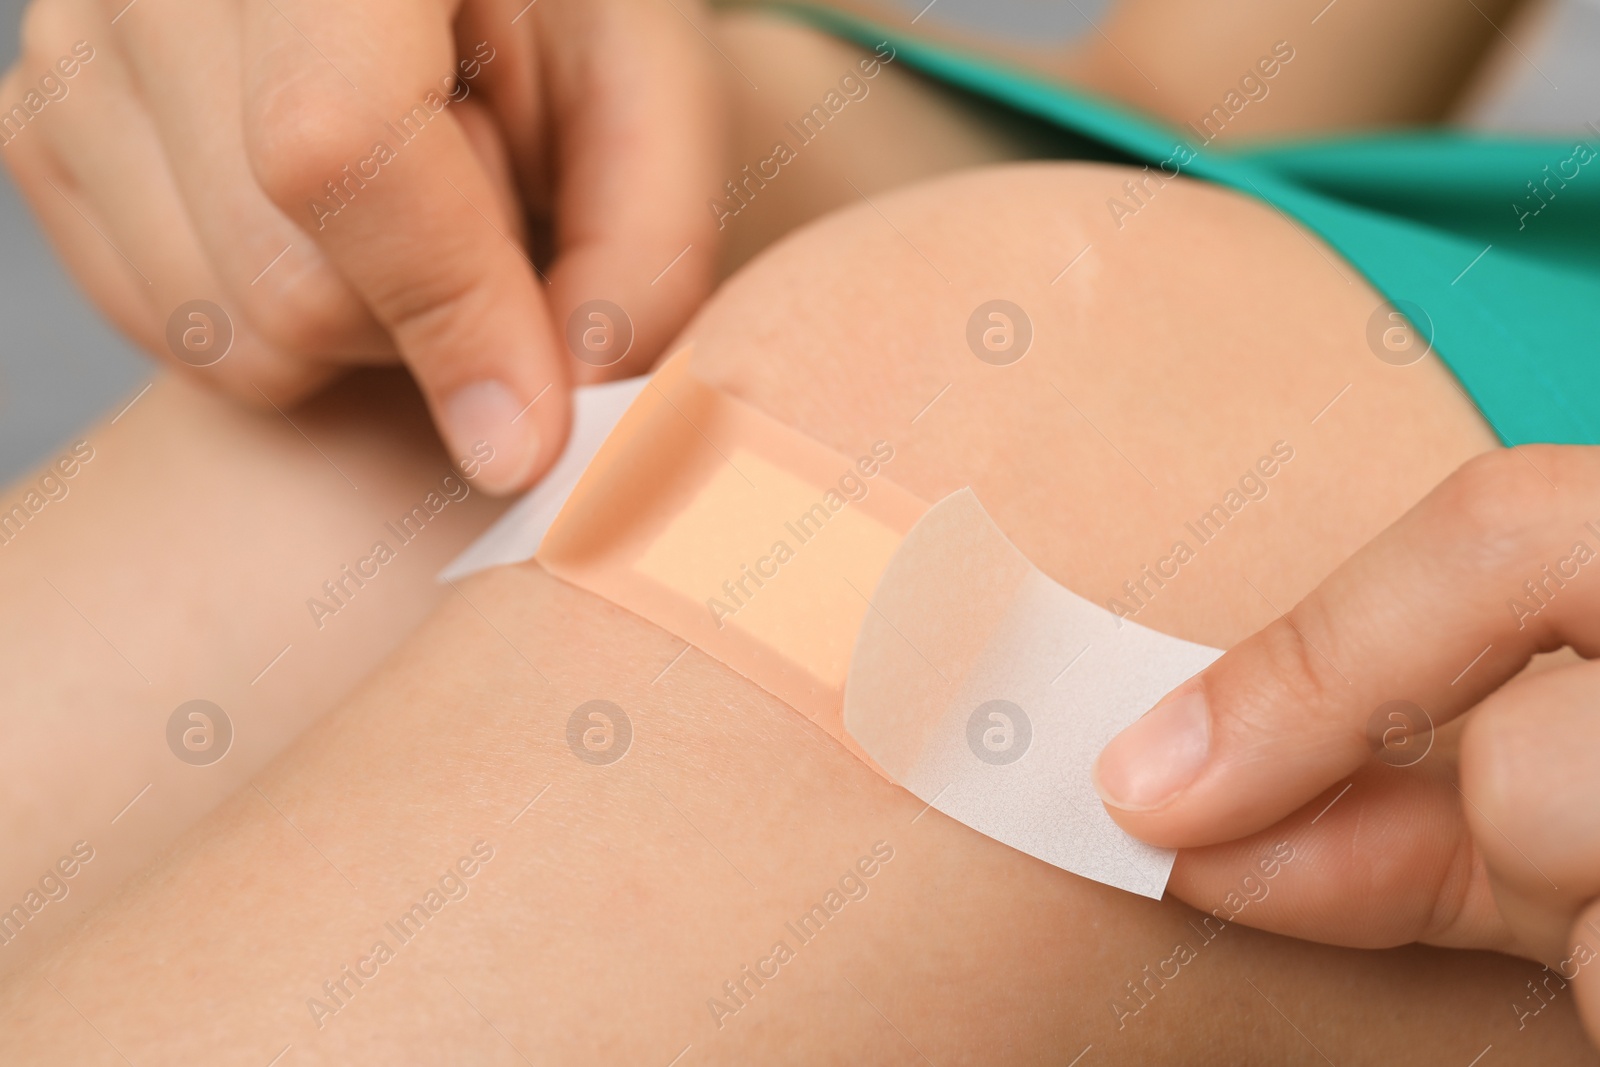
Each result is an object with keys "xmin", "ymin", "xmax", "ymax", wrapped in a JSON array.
[
  {"xmin": 537, "ymin": 347, "xmax": 924, "ymax": 749},
  {"xmin": 532, "ymin": 353, "xmax": 1220, "ymax": 899}
]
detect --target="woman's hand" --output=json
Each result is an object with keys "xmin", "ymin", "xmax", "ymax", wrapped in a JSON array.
[
  {"xmin": 1094, "ymin": 445, "xmax": 1600, "ymax": 1039},
  {"xmin": 0, "ymin": 0, "xmax": 723, "ymax": 492}
]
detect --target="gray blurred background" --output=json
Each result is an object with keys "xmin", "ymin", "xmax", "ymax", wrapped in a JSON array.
[{"xmin": 1, "ymin": 0, "xmax": 1597, "ymax": 483}]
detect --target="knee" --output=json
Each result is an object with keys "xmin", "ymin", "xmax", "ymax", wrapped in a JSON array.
[{"xmin": 675, "ymin": 162, "xmax": 1492, "ymax": 644}]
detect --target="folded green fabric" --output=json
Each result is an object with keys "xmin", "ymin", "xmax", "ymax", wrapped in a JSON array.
[{"xmin": 784, "ymin": 4, "xmax": 1600, "ymax": 445}]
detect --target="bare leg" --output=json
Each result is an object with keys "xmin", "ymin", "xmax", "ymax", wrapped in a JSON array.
[
  {"xmin": 763, "ymin": 0, "xmax": 1533, "ymax": 137},
  {"xmin": 0, "ymin": 11, "xmax": 1065, "ymax": 969},
  {"xmin": 0, "ymin": 163, "xmax": 1589, "ymax": 1064},
  {"xmin": 0, "ymin": 370, "xmax": 505, "ymax": 976}
]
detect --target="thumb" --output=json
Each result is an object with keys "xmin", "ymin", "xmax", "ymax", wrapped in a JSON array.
[
  {"xmin": 1092, "ymin": 446, "xmax": 1600, "ymax": 848},
  {"xmin": 242, "ymin": 0, "xmax": 566, "ymax": 493}
]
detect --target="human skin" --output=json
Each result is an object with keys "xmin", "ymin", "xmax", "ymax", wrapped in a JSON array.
[
  {"xmin": 1065, "ymin": 0, "xmax": 1533, "ymax": 136},
  {"xmin": 0, "ymin": 11, "xmax": 1079, "ymax": 977},
  {"xmin": 0, "ymin": 3, "xmax": 1390, "ymax": 972},
  {"xmin": 759, "ymin": 0, "xmax": 1532, "ymax": 139},
  {"xmin": 0, "ymin": 0, "xmax": 1531, "ymax": 497},
  {"xmin": 0, "ymin": 370, "xmax": 507, "ymax": 979},
  {"xmin": 0, "ymin": 5, "xmax": 1591, "ymax": 1059},
  {"xmin": 0, "ymin": 0, "xmax": 725, "ymax": 492},
  {"xmin": 710, "ymin": 0, "xmax": 1537, "ymax": 270},
  {"xmin": 2, "ymin": 162, "xmax": 1596, "ymax": 1064},
  {"xmin": 1096, "ymin": 444, "xmax": 1600, "ymax": 1044}
]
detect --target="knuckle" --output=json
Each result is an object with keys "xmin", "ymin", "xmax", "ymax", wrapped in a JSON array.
[
  {"xmin": 237, "ymin": 262, "xmax": 374, "ymax": 356},
  {"xmin": 227, "ymin": 353, "xmax": 326, "ymax": 410},
  {"xmin": 1418, "ymin": 805, "xmax": 1490, "ymax": 943},
  {"xmin": 1218, "ymin": 602, "xmax": 1351, "ymax": 744},
  {"xmin": 18, "ymin": 0, "xmax": 76, "ymax": 67},
  {"xmin": 1433, "ymin": 449, "xmax": 1556, "ymax": 571},
  {"xmin": 1458, "ymin": 704, "xmax": 1528, "ymax": 843},
  {"xmin": 243, "ymin": 92, "xmax": 368, "ymax": 216},
  {"xmin": 368, "ymin": 261, "xmax": 489, "ymax": 365}
]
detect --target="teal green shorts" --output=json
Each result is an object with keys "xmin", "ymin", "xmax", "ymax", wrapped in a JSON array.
[{"xmin": 787, "ymin": 6, "xmax": 1600, "ymax": 446}]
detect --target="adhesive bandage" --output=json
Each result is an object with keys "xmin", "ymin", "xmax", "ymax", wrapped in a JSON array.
[
  {"xmin": 536, "ymin": 349, "xmax": 924, "ymax": 752},
  {"xmin": 441, "ymin": 349, "xmax": 1221, "ymax": 898},
  {"xmin": 438, "ymin": 376, "xmax": 650, "ymax": 582}
]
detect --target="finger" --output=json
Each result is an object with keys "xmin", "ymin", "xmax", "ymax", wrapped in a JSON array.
[
  {"xmin": 531, "ymin": 0, "xmax": 723, "ymax": 381},
  {"xmin": 452, "ymin": 97, "xmax": 525, "ymax": 244},
  {"xmin": 1461, "ymin": 658, "xmax": 1600, "ymax": 962},
  {"xmin": 1094, "ymin": 446, "xmax": 1600, "ymax": 846},
  {"xmin": 103, "ymin": 0, "xmax": 392, "ymax": 364},
  {"xmin": 1168, "ymin": 735, "xmax": 1515, "ymax": 953},
  {"xmin": 1574, "ymin": 898, "xmax": 1600, "ymax": 1048},
  {"xmin": 242, "ymin": 0, "xmax": 567, "ymax": 493},
  {"xmin": 1, "ymin": 74, "xmax": 156, "ymax": 350},
  {"xmin": 7, "ymin": 7, "xmax": 325, "ymax": 401},
  {"xmin": 450, "ymin": 0, "xmax": 539, "ymax": 192}
]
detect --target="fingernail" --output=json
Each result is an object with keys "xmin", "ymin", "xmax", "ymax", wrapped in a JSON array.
[
  {"xmin": 442, "ymin": 380, "xmax": 540, "ymax": 494},
  {"xmin": 1093, "ymin": 682, "xmax": 1211, "ymax": 812}
]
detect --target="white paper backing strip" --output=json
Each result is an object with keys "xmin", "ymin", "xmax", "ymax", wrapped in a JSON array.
[
  {"xmin": 438, "ymin": 376, "xmax": 650, "ymax": 582},
  {"xmin": 844, "ymin": 489, "xmax": 1222, "ymax": 899}
]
